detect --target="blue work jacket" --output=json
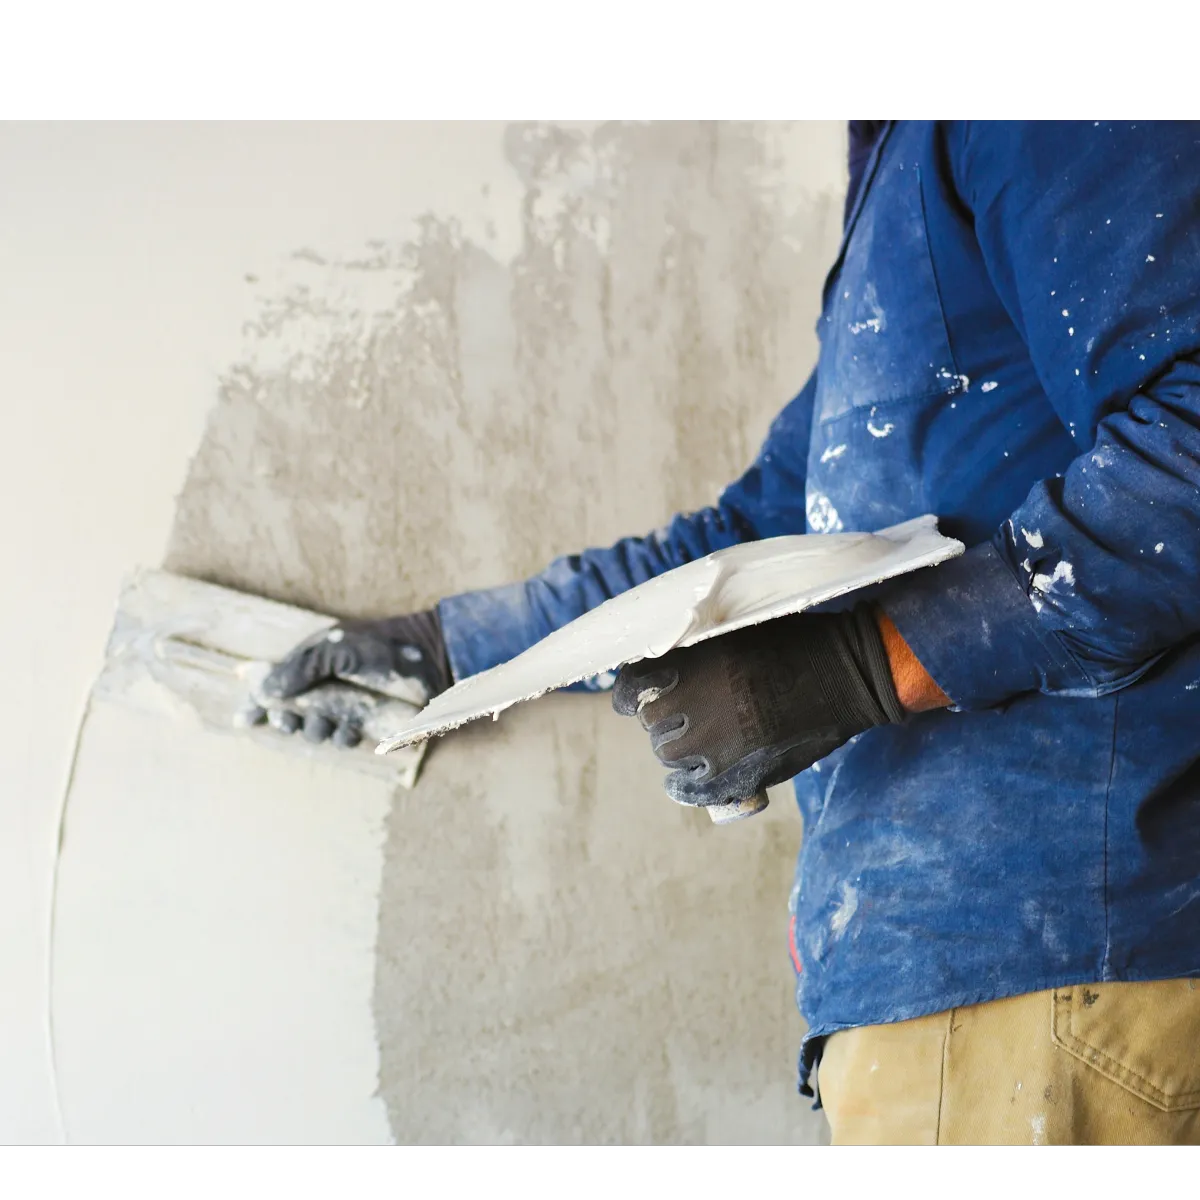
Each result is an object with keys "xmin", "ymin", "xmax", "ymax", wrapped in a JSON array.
[{"xmin": 438, "ymin": 122, "xmax": 1200, "ymax": 1100}]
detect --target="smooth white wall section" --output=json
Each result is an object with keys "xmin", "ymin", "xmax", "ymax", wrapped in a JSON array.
[{"xmin": 52, "ymin": 702, "xmax": 393, "ymax": 1144}]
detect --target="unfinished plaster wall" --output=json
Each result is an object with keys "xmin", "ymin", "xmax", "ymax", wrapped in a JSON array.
[
  {"xmin": 166, "ymin": 122, "xmax": 846, "ymax": 1143},
  {"xmin": 0, "ymin": 121, "xmax": 528, "ymax": 1142}
]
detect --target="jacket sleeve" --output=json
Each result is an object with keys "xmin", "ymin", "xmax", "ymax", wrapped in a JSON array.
[
  {"xmin": 437, "ymin": 372, "xmax": 816, "ymax": 681},
  {"xmin": 880, "ymin": 120, "xmax": 1200, "ymax": 708}
]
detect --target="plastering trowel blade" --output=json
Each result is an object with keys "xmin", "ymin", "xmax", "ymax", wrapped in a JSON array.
[
  {"xmin": 97, "ymin": 569, "xmax": 427, "ymax": 789},
  {"xmin": 375, "ymin": 515, "xmax": 965, "ymax": 820},
  {"xmin": 377, "ymin": 515, "xmax": 963, "ymax": 755}
]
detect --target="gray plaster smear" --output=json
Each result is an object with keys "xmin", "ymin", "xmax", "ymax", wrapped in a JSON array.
[{"xmin": 166, "ymin": 121, "xmax": 846, "ymax": 1143}]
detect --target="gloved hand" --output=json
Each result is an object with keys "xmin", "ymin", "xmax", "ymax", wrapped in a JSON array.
[
  {"xmin": 250, "ymin": 609, "xmax": 452, "ymax": 748},
  {"xmin": 612, "ymin": 604, "xmax": 906, "ymax": 807}
]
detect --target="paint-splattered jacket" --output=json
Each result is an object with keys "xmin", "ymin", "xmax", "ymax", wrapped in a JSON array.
[{"xmin": 438, "ymin": 122, "xmax": 1200, "ymax": 1099}]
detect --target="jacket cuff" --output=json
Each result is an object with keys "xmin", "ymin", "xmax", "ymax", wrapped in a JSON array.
[
  {"xmin": 437, "ymin": 582, "xmax": 547, "ymax": 683},
  {"xmin": 876, "ymin": 540, "xmax": 1090, "ymax": 710}
]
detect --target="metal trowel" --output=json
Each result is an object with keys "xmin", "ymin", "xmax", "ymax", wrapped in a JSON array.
[{"xmin": 97, "ymin": 569, "xmax": 427, "ymax": 788}]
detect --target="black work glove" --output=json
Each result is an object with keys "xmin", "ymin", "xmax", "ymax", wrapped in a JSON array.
[
  {"xmin": 252, "ymin": 609, "xmax": 452, "ymax": 748},
  {"xmin": 612, "ymin": 604, "xmax": 905, "ymax": 807}
]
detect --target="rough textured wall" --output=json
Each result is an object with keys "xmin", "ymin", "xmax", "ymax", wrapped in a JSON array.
[{"xmin": 166, "ymin": 121, "xmax": 845, "ymax": 1143}]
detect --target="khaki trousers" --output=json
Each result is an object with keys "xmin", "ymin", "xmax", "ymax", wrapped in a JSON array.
[{"xmin": 818, "ymin": 979, "xmax": 1200, "ymax": 1144}]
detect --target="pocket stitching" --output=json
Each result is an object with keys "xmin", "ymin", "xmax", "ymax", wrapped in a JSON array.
[{"xmin": 1051, "ymin": 988, "xmax": 1200, "ymax": 1112}]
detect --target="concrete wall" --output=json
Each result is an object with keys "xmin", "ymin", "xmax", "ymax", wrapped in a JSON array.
[{"xmin": 1, "ymin": 122, "xmax": 846, "ymax": 1143}]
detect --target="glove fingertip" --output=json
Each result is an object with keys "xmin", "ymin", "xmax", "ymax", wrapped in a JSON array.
[
  {"xmin": 236, "ymin": 704, "xmax": 268, "ymax": 729},
  {"xmin": 332, "ymin": 722, "xmax": 363, "ymax": 750},
  {"xmin": 611, "ymin": 668, "xmax": 641, "ymax": 717},
  {"xmin": 267, "ymin": 708, "xmax": 302, "ymax": 735},
  {"xmin": 260, "ymin": 658, "xmax": 312, "ymax": 701},
  {"xmin": 302, "ymin": 712, "xmax": 335, "ymax": 744},
  {"xmin": 664, "ymin": 755, "xmax": 725, "ymax": 808},
  {"xmin": 664, "ymin": 772, "xmax": 708, "ymax": 808}
]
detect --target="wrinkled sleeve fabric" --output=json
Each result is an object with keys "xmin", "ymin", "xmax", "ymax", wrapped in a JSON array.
[
  {"xmin": 438, "ymin": 373, "xmax": 816, "ymax": 681},
  {"xmin": 882, "ymin": 121, "xmax": 1200, "ymax": 708}
]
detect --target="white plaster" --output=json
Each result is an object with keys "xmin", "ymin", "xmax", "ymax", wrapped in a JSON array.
[
  {"xmin": 806, "ymin": 492, "xmax": 845, "ymax": 532},
  {"xmin": 51, "ymin": 700, "xmax": 393, "ymax": 1144},
  {"xmin": 1032, "ymin": 561, "xmax": 1075, "ymax": 597},
  {"xmin": 830, "ymin": 882, "xmax": 859, "ymax": 939},
  {"xmin": 379, "ymin": 517, "xmax": 963, "ymax": 750}
]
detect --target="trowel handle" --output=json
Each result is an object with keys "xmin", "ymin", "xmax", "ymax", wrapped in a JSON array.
[{"xmin": 706, "ymin": 788, "xmax": 770, "ymax": 825}]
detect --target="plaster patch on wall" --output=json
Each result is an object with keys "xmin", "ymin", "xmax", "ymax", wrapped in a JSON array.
[{"xmin": 165, "ymin": 121, "xmax": 844, "ymax": 1144}]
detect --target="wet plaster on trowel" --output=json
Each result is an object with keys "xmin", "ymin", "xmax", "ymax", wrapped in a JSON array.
[
  {"xmin": 378, "ymin": 518, "xmax": 962, "ymax": 751},
  {"xmin": 166, "ymin": 121, "xmax": 848, "ymax": 1143}
]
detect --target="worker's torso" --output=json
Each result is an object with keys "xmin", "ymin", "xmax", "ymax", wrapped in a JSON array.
[{"xmin": 792, "ymin": 121, "xmax": 1200, "ymax": 1095}]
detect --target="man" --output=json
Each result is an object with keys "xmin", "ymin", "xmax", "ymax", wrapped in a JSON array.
[{"xmin": 257, "ymin": 122, "xmax": 1200, "ymax": 1144}]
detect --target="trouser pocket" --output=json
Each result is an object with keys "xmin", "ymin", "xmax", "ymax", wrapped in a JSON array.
[{"xmin": 1051, "ymin": 979, "xmax": 1200, "ymax": 1112}]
